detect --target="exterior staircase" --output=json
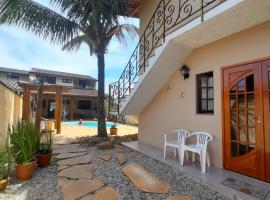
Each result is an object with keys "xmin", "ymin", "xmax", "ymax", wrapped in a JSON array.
[{"xmin": 109, "ymin": 0, "xmax": 270, "ymax": 116}]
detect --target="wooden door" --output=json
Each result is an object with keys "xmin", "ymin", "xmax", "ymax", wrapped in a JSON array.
[
  {"xmin": 262, "ymin": 60, "xmax": 270, "ymax": 182},
  {"xmin": 223, "ymin": 62, "xmax": 265, "ymax": 180}
]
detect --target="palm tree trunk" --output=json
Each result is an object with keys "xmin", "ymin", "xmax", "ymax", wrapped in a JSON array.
[{"xmin": 97, "ymin": 53, "xmax": 107, "ymax": 137}]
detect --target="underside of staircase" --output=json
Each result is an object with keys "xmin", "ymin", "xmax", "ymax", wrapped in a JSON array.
[{"xmin": 109, "ymin": 0, "xmax": 270, "ymax": 116}]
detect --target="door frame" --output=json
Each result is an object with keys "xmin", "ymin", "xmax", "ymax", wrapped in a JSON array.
[
  {"xmin": 221, "ymin": 56, "xmax": 270, "ymax": 180},
  {"xmin": 262, "ymin": 60, "xmax": 270, "ymax": 182}
]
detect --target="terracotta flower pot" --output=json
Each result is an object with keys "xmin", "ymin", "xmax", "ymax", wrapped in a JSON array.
[
  {"xmin": 37, "ymin": 152, "xmax": 52, "ymax": 168},
  {"xmin": 15, "ymin": 160, "xmax": 36, "ymax": 181},
  {"xmin": 110, "ymin": 128, "xmax": 118, "ymax": 135},
  {"xmin": 0, "ymin": 179, "xmax": 8, "ymax": 191}
]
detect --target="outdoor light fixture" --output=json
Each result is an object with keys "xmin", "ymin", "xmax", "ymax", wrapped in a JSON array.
[{"xmin": 180, "ymin": 65, "xmax": 190, "ymax": 80}]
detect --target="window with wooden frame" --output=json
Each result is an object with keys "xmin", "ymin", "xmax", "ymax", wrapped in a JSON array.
[{"xmin": 197, "ymin": 72, "xmax": 214, "ymax": 114}]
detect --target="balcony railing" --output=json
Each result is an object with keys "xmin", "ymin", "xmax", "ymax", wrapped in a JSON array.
[{"xmin": 109, "ymin": 0, "xmax": 225, "ymax": 115}]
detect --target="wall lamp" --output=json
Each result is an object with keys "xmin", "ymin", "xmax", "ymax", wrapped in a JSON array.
[{"xmin": 180, "ymin": 65, "xmax": 190, "ymax": 80}]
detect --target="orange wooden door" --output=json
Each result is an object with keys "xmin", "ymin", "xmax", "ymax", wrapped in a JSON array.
[
  {"xmin": 223, "ymin": 62, "xmax": 265, "ymax": 180},
  {"xmin": 262, "ymin": 60, "xmax": 270, "ymax": 182}
]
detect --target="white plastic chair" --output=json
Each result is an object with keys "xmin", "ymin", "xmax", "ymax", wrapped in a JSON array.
[
  {"xmin": 180, "ymin": 132, "xmax": 213, "ymax": 174},
  {"xmin": 164, "ymin": 129, "xmax": 190, "ymax": 164}
]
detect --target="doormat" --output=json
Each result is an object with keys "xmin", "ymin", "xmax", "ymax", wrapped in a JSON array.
[{"xmin": 221, "ymin": 177, "xmax": 269, "ymax": 200}]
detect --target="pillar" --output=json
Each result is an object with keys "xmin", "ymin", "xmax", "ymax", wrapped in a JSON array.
[{"xmin": 55, "ymin": 87, "xmax": 63, "ymax": 134}]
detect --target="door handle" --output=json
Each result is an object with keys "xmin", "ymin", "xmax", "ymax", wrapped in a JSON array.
[{"xmin": 255, "ymin": 116, "xmax": 262, "ymax": 124}]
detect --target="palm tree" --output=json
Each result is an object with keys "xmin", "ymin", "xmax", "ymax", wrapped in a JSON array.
[{"xmin": 0, "ymin": 0, "xmax": 138, "ymax": 137}]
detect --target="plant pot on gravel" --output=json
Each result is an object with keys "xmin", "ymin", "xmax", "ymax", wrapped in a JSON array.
[
  {"xmin": 0, "ymin": 139, "xmax": 12, "ymax": 191},
  {"xmin": 110, "ymin": 123, "xmax": 118, "ymax": 135},
  {"xmin": 9, "ymin": 121, "xmax": 39, "ymax": 181},
  {"xmin": 37, "ymin": 131, "xmax": 52, "ymax": 168},
  {"xmin": 15, "ymin": 160, "xmax": 36, "ymax": 181}
]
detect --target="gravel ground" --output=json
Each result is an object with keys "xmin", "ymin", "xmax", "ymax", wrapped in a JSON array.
[
  {"xmin": 0, "ymin": 161, "xmax": 62, "ymax": 200},
  {"xmin": 0, "ymin": 145, "xmax": 231, "ymax": 200},
  {"xmin": 91, "ymin": 146, "xmax": 230, "ymax": 200}
]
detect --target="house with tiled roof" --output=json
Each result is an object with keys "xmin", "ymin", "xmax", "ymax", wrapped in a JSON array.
[{"xmin": 0, "ymin": 67, "xmax": 101, "ymax": 120}]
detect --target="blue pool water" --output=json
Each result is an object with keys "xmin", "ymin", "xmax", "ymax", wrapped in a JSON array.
[{"xmin": 63, "ymin": 121, "xmax": 118, "ymax": 128}]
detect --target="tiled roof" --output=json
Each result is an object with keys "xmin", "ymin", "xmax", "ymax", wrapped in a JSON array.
[
  {"xmin": 30, "ymin": 68, "xmax": 97, "ymax": 81},
  {"xmin": 0, "ymin": 67, "xmax": 29, "ymax": 75},
  {"xmin": 0, "ymin": 78, "xmax": 22, "ymax": 94},
  {"xmin": 66, "ymin": 88, "xmax": 98, "ymax": 97}
]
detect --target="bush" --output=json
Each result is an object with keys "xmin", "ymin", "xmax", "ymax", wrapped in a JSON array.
[
  {"xmin": 0, "ymin": 139, "xmax": 12, "ymax": 180},
  {"xmin": 8, "ymin": 121, "xmax": 39, "ymax": 164}
]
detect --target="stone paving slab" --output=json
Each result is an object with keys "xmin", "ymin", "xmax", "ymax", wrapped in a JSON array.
[
  {"xmin": 62, "ymin": 179, "xmax": 104, "ymax": 200},
  {"xmin": 57, "ymin": 177, "xmax": 76, "ymax": 188},
  {"xmin": 81, "ymin": 187, "xmax": 119, "ymax": 200},
  {"xmin": 167, "ymin": 196, "xmax": 192, "ymax": 200},
  {"xmin": 57, "ymin": 154, "xmax": 92, "ymax": 166},
  {"xmin": 98, "ymin": 154, "xmax": 112, "ymax": 161},
  {"xmin": 122, "ymin": 163, "xmax": 170, "ymax": 193},
  {"xmin": 57, "ymin": 164, "xmax": 95, "ymax": 179},
  {"xmin": 53, "ymin": 143, "xmax": 81, "ymax": 150},
  {"xmin": 53, "ymin": 146, "xmax": 88, "ymax": 154},
  {"xmin": 57, "ymin": 165, "xmax": 70, "ymax": 172},
  {"xmin": 56, "ymin": 152, "xmax": 87, "ymax": 160},
  {"xmin": 116, "ymin": 153, "xmax": 127, "ymax": 165}
]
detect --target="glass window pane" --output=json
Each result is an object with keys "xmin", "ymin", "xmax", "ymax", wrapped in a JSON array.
[
  {"xmin": 231, "ymin": 126, "xmax": 237, "ymax": 140},
  {"xmin": 230, "ymin": 85, "xmax": 236, "ymax": 94},
  {"xmin": 239, "ymin": 143, "xmax": 247, "ymax": 156},
  {"xmin": 208, "ymin": 77, "xmax": 213, "ymax": 87},
  {"xmin": 208, "ymin": 88, "xmax": 214, "ymax": 99},
  {"xmin": 231, "ymin": 142, "xmax": 238, "ymax": 157},
  {"xmin": 230, "ymin": 95, "xmax": 236, "ymax": 110},
  {"xmin": 230, "ymin": 111, "xmax": 237, "ymax": 127},
  {"xmin": 239, "ymin": 110, "xmax": 246, "ymax": 126},
  {"xmin": 238, "ymin": 94, "xmax": 245, "ymax": 110},
  {"xmin": 208, "ymin": 100, "xmax": 214, "ymax": 111},
  {"xmin": 239, "ymin": 127, "xmax": 247, "ymax": 143},
  {"xmin": 246, "ymin": 75, "xmax": 254, "ymax": 92},
  {"xmin": 201, "ymin": 88, "xmax": 207, "ymax": 99},
  {"xmin": 248, "ymin": 144, "xmax": 255, "ymax": 152},
  {"xmin": 201, "ymin": 77, "xmax": 207, "ymax": 87},
  {"xmin": 247, "ymin": 94, "xmax": 255, "ymax": 126},
  {"xmin": 268, "ymin": 71, "xmax": 270, "ymax": 89},
  {"xmin": 201, "ymin": 100, "xmax": 207, "ymax": 111},
  {"xmin": 248, "ymin": 109, "xmax": 255, "ymax": 126},
  {"xmin": 238, "ymin": 79, "xmax": 245, "ymax": 92},
  {"xmin": 248, "ymin": 127, "xmax": 256, "ymax": 144},
  {"xmin": 247, "ymin": 94, "xmax": 254, "ymax": 109}
]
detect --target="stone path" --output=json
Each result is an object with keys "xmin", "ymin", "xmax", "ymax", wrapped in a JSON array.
[
  {"xmin": 53, "ymin": 142, "xmax": 197, "ymax": 200},
  {"xmin": 54, "ymin": 143, "xmax": 121, "ymax": 200},
  {"xmin": 122, "ymin": 162, "xmax": 171, "ymax": 193}
]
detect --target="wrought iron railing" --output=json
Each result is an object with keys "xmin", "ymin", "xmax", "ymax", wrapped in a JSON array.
[{"xmin": 109, "ymin": 0, "xmax": 225, "ymax": 115}]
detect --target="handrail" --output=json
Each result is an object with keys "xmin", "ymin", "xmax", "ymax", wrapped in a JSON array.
[{"xmin": 109, "ymin": 0, "xmax": 225, "ymax": 115}]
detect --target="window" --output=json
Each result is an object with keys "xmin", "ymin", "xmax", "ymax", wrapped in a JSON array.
[
  {"xmin": 77, "ymin": 100, "xmax": 91, "ymax": 110},
  {"xmin": 7, "ymin": 74, "xmax": 19, "ymax": 80},
  {"xmin": 36, "ymin": 75, "xmax": 56, "ymax": 84},
  {"xmin": 197, "ymin": 72, "xmax": 214, "ymax": 114},
  {"xmin": 63, "ymin": 79, "xmax": 72, "ymax": 83},
  {"xmin": 78, "ymin": 80, "xmax": 88, "ymax": 89}
]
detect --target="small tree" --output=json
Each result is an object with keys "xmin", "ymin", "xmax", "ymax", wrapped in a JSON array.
[{"xmin": 0, "ymin": 0, "xmax": 138, "ymax": 137}]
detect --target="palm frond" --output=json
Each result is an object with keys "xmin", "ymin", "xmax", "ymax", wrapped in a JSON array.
[
  {"xmin": 106, "ymin": 23, "xmax": 139, "ymax": 46},
  {"xmin": 0, "ymin": 0, "xmax": 79, "ymax": 44},
  {"xmin": 62, "ymin": 35, "xmax": 87, "ymax": 51}
]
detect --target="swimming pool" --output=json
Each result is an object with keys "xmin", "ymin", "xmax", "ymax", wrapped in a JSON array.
[{"xmin": 63, "ymin": 121, "xmax": 118, "ymax": 128}]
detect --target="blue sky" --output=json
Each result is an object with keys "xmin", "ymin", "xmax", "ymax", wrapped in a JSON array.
[{"xmin": 0, "ymin": 0, "xmax": 139, "ymax": 92}]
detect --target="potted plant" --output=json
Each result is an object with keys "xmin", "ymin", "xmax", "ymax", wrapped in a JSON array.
[
  {"xmin": 110, "ymin": 123, "xmax": 118, "ymax": 135},
  {"xmin": 9, "ymin": 121, "xmax": 39, "ymax": 181},
  {"xmin": 0, "ymin": 139, "xmax": 12, "ymax": 191},
  {"xmin": 37, "ymin": 131, "xmax": 52, "ymax": 168}
]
